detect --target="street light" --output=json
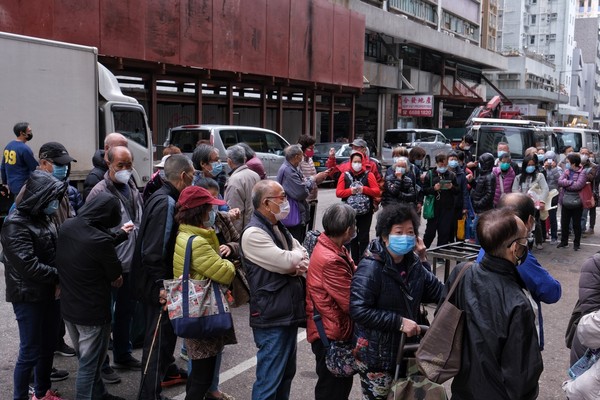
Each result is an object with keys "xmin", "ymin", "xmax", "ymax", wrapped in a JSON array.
[{"xmin": 556, "ymin": 68, "xmax": 583, "ymax": 126}]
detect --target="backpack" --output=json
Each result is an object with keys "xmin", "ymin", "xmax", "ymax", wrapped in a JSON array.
[
  {"xmin": 303, "ymin": 230, "xmax": 321, "ymax": 258},
  {"xmin": 344, "ymin": 172, "xmax": 371, "ymax": 215}
]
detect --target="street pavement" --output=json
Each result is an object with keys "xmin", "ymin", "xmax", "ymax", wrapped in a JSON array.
[{"xmin": 0, "ymin": 187, "xmax": 594, "ymax": 399}]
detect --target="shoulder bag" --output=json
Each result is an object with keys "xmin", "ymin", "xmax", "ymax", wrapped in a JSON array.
[
  {"xmin": 345, "ymin": 171, "xmax": 372, "ymax": 215},
  {"xmin": 563, "ymin": 190, "xmax": 582, "ymax": 209},
  {"xmin": 415, "ymin": 262, "xmax": 473, "ymax": 384},
  {"xmin": 423, "ymin": 171, "xmax": 435, "ymax": 220},
  {"xmin": 580, "ymin": 182, "xmax": 596, "ymax": 209},
  {"xmin": 164, "ymin": 235, "xmax": 233, "ymax": 338}
]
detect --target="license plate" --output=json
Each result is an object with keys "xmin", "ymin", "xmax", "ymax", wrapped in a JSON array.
[{"xmin": 313, "ymin": 161, "xmax": 321, "ymax": 167}]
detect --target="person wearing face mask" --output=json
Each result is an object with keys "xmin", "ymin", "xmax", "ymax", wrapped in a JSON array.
[
  {"xmin": 543, "ymin": 151, "xmax": 562, "ymax": 243},
  {"xmin": 192, "ymin": 144, "xmax": 227, "ymax": 195},
  {"xmin": 469, "ymin": 153, "xmax": 496, "ymax": 243},
  {"xmin": 133, "ymin": 154, "xmax": 195, "ymax": 399},
  {"xmin": 87, "ymin": 145, "xmax": 144, "ymax": 373},
  {"xmin": 1, "ymin": 121, "xmax": 38, "ymax": 197},
  {"xmin": 305, "ymin": 203, "xmax": 357, "ymax": 400},
  {"xmin": 241, "ymin": 180, "xmax": 309, "ymax": 400},
  {"xmin": 2, "ymin": 170, "xmax": 68, "ymax": 400},
  {"xmin": 579, "ymin": 147, "xmax": 598, "ymax": 236},
  {"xmin": 492, "ymin": 152, "xmax": 517, "ymax": 207},
  {"xmin": 350, "ymin": 203, "xmax": 443, "ymax": 399},
  {"xmin": 381, "ymin": 156, "xmax": 417, "ymax": 208},
  {"xmin": 495, "ymin": 141, "xmax": 521, "ymax": 175},
  {"xmin": 558, "ymin": 153, "xmax": 588, "ymax": 250},
  {"xmin": 224, "ymin": 145, "xmax": 260, "ymax": 234},
  {"xmin": 172, "ymin": 186, "xmax": 236, "ymax": 400},
  {"xmin": 512, "ymin": 154, "xmax": 549, "ymax": 250},
  {"xmin": 298, "ymin": 135, "xmax": 331, "ymax": 232},
  {"xmin": 445, "ymin": 209, "xmax": 543, "ymax": 399},
  {"xmin": 336, "ymin": 151, "xmax": 381, "ymax": 264},
  {"xmin": 422, "ymin": 153, "xmax": 459, "ymax": 248}
]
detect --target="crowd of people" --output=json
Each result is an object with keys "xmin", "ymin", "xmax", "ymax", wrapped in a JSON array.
[{"xmin": 0, "ymin": 122, "xmax": 595, "ymax": 400}]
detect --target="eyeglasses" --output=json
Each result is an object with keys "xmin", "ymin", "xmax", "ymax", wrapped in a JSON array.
[
  {"xmin": 507, "ymin": 237, "xmax": 529, "ymax": 248},
  {"xmin": 266, "ymin": 194, "xmax": 287, "ymax": 200}
]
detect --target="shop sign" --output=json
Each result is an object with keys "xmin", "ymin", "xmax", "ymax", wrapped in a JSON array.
[{"xmin": 398, "ymin": 95, "xmax": 434, "ymax": 117}]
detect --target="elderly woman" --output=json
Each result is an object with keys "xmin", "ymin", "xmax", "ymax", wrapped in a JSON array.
[
  {"xmin": 350, "ymin": 203, "xmax": 443, "ymax": 399},
  {"xmin": 238, "ymin": 142, "xmax": 267, "ymax": 180},
  {"xmin": 306, "ymin": 204, "xmax": 357, "ymax": 400},
  {"xmin": 192, "ymin": 144, "xmax": 227, "ymax": 194},
  {"xmin": 558, "ymin": 153, "xmax": 588, "ymax": 251},
  {"xmin": 173, "ymin": 186, "xmax": 236, "ymax": 399},
  {"xmin": 381, "ymin": 156, "xmax": 417, "ymax": 208}
]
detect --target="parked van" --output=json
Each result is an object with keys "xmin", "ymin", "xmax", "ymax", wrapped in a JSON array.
[
  {"xmin": 381, "ymin": 129, "xmax": 452, "ymax": 169},
  {"xmin": 468, "ymin": 118, "xmax": 557, "ymax": 165},
  {"xmin": 552, "ymin": 127, "xmax": 600, "ymax": 156},
  {"xmin": 164, "ymin": 125, "xmax": 290, "ymax": 178}
]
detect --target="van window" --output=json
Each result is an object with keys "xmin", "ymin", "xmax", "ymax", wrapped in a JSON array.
[
  {"xmin": 113, "ymin": 107, "xmax": 148, "ymax": 147},
  {"xmin": 220, "ymin": 130, "xmax": 239, "ymax": 149},
  {"xmin": 476, "ymin": 126, "xmax": 536, "ymax": 159},
  {"xmin": 170, "ymin": 129, "xmax": 211, "ymax": 153},
  {"xmin": 556, "ymin": 130, "xmax": 583, "ymax": 152},
  {"xmin": 590, "ymin": 133, "xmax": 600, "ymax": 154},
  {"xmin": 415, "ymin": 132, "xmax": 437, "ymax": 142},
  {"xmin": 264, "ymin": 132, "xmax": 287, "ymax": 155},
  {"xmin": 384, "ymin": 131, "xmax": 413, "ymax": 144}
]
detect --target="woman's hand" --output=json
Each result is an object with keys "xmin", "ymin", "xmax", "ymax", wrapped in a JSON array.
[
  {"xmin": 434, "ymin": 182, "xmax": 441, "ymax": 191},
  {"xmin": 220, "ymin": 244, "xmax": 232, "ymax": 258},
  {"xmin": 228, "ymin": 208, "xmax": 241, "ymax": 220},
  {"xmin": 400, "ymin": 318, "xmax": 421, "ymax": 337},
  {"xmin": 415, "ymin": 236, "xmax": 427, "ymax": 262}
]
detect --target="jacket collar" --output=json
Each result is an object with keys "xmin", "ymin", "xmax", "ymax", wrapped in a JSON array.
[
  {"xmin": 480, "ymin": 253, "xmax": 525, "ymax": 287},
  {"xmin": 318, "ymin": 233, "xmax": 354, "ymax": 267}
]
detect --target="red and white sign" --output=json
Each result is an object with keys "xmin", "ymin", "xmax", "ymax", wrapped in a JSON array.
[{"xmin": 398, "ymin": 95, "xmax": 434, "ymax": 117}]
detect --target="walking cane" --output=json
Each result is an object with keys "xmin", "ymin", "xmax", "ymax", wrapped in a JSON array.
[{"xmin": 137, "ymin": 310, "xmax": 163, "ymax": 400}]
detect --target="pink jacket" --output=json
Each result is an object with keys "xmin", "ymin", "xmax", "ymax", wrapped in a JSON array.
[{"xmin": 492, "ymin": 166, "xmax": 516, "ymax": 206}]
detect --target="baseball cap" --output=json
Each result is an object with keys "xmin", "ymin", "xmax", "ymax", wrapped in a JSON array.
[
  {"xmin": 177, "ymin": 186, "xmax": 226, "ymax": 211},
  {"xmin": 39, "ymin": 142, "xmax": 76, "ymax": 165},
  {"xmin": 351, "ymin": 138, "xmax": 368, "ymax": 148},
  {"xmin": 544, "ymin": 150, "xmax": 556, "ymax": 161}
]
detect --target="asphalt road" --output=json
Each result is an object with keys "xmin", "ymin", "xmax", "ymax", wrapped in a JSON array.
[{"xmin": 0, "ymin": 187, "xmax": 593, "ymax": 399}]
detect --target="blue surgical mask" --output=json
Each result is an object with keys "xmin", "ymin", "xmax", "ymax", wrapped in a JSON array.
[
  {"xmin": 210, "ymin": 161, "xmax": 223, "ymax": 177},
  {"xmin": 537, "ymin": 154, "xmax": 545, "ymax": 162},
  {"xmin": 498, "ymin": 150, "xmax": 506, "ymax": 158},
  {"xmin": 414, "ymin": 159, "xmax": 422, "ymax": 167},
  {"xmin": 448, "ymin": 160, "xmax": 459, "ymax": 169},
  {"xmin": 525, "ymin": 165, "xmax": 536, "ymax": 174},
  {"xmin": 437, "ymin": 166, "xmax": 447, "ymax": 174},
  {"xmin": 395, "ymin": 167, "xmax": 406, "ymax": 175},
  {"xmin": 500, "ymin": 162, "xmax": 510, "ymax": 172},
  {"xmin": 43, "ymin": 199, "xmax": 60, "ymax": 215},
  {"xmin": 565, "ymin": 162, "xmax": 571, "ymax": 171},
  {"xmin": 204, "ymin": 209, "xmax": 216, "ymax": 228},
  {"xmin": 52, "ymin": 164, "xmax": 68, "ymax": 180},
  {"xmin": 388, "ymin": 234, "xmax": 416, "ymax": 256}
]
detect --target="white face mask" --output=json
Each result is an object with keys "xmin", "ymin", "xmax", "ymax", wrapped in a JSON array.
[
  {"xmin": 114, "ymin": 169, "xmax": 133, "ymax": 184},
  {"xmin": 581, "ymin": 155, "xmax": 589, "ymax": 163},
  {"xmin": 272, "ymin": 200, "xmax": 290, "ymax": 221},
  {"xmin": 352, "ymin": 162, "xmax": 362, "ymax": 172}
]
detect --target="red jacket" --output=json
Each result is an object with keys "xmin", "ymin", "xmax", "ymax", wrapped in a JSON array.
[
  {"xmin": 327, "ymin": 155, "xmax": 382, "ymax": 182},
  {"xmin": 335, "ymin": 167, "xmax": 381, "ymax": 200},
  {"xmin": 306, "ymin": 233, "xmax": 355, "ymax": 343}
]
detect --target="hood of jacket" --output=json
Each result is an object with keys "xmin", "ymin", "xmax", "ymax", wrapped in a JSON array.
[
  {"xmin": 17, "ymin": 170, "xmax": 68, "ymax": 216},
  {"xmin": 92, "ymin": 149, "xmax": 107, "ymax": 170},
  {"xmin": 77, "ymin": 191, "xmax": 122, "ymax": 229},
  {"xmin": 479, "ymin": 153, "xmax": 495, "ymax": 173}
]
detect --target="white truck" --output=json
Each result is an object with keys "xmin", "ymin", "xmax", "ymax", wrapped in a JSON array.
[{"xmin": 0, "ymin": 32, "xmax": 153, "ymax": 188}]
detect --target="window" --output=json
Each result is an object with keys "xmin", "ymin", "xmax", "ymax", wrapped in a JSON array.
[
  {"xmin": 531, "ymin": 15, "xmax": 537, "ymax": 24},
  {"xmin": 170, "ymin": 129, "xmax": 210, "ymax": 152},
  {"xmin": 530, "ymin": 35, "xmax": 536, "ymax": 44},
  {"xmin": 113, "ymin": 107, "xmax": 148, "ymax": 147}
]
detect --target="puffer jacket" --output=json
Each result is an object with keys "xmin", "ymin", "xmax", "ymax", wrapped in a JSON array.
[
  {"xmin": 3, "ymin": 170, "xmax": 67, "ymax": 303},
  {"xmin": 492, "ymin": 166, "xmax": 516, "ymax": 206},
  {"xmin": 570, "ymin": 254, "xmax": 600, "ymax": 364},
  {"xmin": 381, "ymin": 172, "xmax": 417, "ymax": 207},
  {"xmin": 83, "ymin": 149, "xmax": 107, "ymax": 199},
  {"xmin": 173, "ymin": 224, "xmax": 235, "ymax": 285},
  {"xmin": 350, "ymin": 239, "xmax": 443, "ymax": 371},
  {"xmin": 563, "ymin": 310, "xmax": 600, "ymax": 399},
  {"xmin": 306, "ymin": 233, "xmax": 355, "ymax": 343},
  {"xmin": 559, "ymin": 166, "xmax": 587, "ymax": 205},
  {"xmin": 471, "ymin": 153, "xmax": 496, "ymax": 213}
]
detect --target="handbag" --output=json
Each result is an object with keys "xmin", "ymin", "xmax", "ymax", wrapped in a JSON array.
[
  {"xmin": 416, "ymin": 262, "xmax": 473, "ymax": 384},
  {"xmin": 563, "ymin": 190, "xmax": 583, "ymax": 209},
  {"xmin": 387, "ymin": 331, "xmax": 448, "ymax": 400},
  {"xmin": 580, "ymin": 182, "xmax": 596, "ymax": 209},
  {"xmin": 423, "ymin": 171, "xmax": 435, "ymax": 220},
  {"xmin": 228, "ymin": 263, "xmax": 250, "ymax": 308},
  {"xmin": 281, "ymin": 196, "xmax": 301, "ymax": 227},
  {"xmin": 345, "ymin": 172, "xmax": 371, "ymax": 215},
  {"xmin": 312, "ymin": 300, "xmax": 357, "ymax": 377},
  {"xmin": 164, "ymin": 236, "xmax": 233, "ymax": 339}
]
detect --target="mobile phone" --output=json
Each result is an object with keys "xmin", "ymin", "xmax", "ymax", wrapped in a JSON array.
[{"xmin": 439, "ymin": 179, "xmax": 452, "ymax": 190}]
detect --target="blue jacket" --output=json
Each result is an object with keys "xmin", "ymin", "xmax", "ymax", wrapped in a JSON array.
[
  {"xmin": 350, "ymin": 239, "xmax": 443, "ymax": 371},
  {"xmin": 276, "ymin": 160, "xmax": 312, "ymax": 225},
  {"xmin": 477, "ymin": 248, "xmax": 561, "ymax": 349}
]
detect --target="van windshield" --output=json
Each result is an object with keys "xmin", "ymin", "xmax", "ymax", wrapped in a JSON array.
[
  {"xmin": 475, "ymin": 126, "xmax": 547, "ymax": 160},
  {"xmin": 556, "ymin": 131, "xmax": 583, "ymax": 152},
  {"xmin": 170, "ymin": 129, "xmax": 211, "ymax": 153},
  {"xmin": 384, "ymin": 131, "xmax": 413, "ymax": 144}
]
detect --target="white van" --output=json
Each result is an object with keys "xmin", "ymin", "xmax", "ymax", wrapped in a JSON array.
[
  {"xmin": 552, "ymin": 127, "xmax": 600, "ymax": 156},
  {"xmin": 164, "ymin": 125, "xmax": 290, "ymax": 178}
]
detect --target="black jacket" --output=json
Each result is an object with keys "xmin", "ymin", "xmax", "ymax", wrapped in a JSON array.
[
  {"xmin": 350, "ymin": 239, "xmax": 442, "ymax": 371},
  {"xmin": 57, "ymin": 192, "xmax": 124, "ymax": 325},
  {"xmin": 382, "ymin": 170, "xmax": 418, "ymax": 207},
  {"xmin": 422, "ymin": 168, "xmax": 459, "ymax": 210},
  {"xmin": 571, "ymin": 253, "xmax": 600, "ymax": 364},
  {"xmin": 2, "ymin": 171, "xmax": 67, "ymax": 303},
  {"xmin": 132, "ymin": 181, "xmax": 180, "ymax": 304},
  {"xmin": 470, "ymin": 154, "xmax": 496, "ymax": 213},
  {"xmin": 448, "ymin": 255, "xmax": 543, "ymax": 400},
  {"xmin": 83, "ymin": 149, "xmax": 107, "ymax": 199}
]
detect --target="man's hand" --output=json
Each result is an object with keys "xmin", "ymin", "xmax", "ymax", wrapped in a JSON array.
[
  {"xmin": 121, "ymin": 221, "xmax": 134, "ymax": 233},
  {"xmin": 434, "ymin": 183, "xmax": 441, "ymax": 191},
  {"xmin": 315, "ymin": 171, "xmax": 329, "ymax": 183},
  {"xmin": 295, "ymin": 258, "xmax": 309, "ymax": 276},
  {"xmin": 228, "ymin": 208, "xmax": 241, "ymax": 220},
  {"xmin": 111, "ymin": 275, "xmax": 123, "ymax": 288},
  {"xmin": 220, "ymin": 244, "xmax": 232, "ymax": 258},
  {"xmin": 329, "ymin": 148, "xmax": 336, "ymax": 157},
  {"xmin": 159, "ymin": 289, "xmax": 168, "ymax": 311}
]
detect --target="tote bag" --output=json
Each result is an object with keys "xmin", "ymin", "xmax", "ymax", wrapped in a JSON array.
[
  {"xmin": 164, "ymin": 236, "xmax": 233, "ymax": 339},
  {"xmin": 580, "ymin": 183, "xmax": 596, "ymax": 209},
  {"xmin": 423, "ymin": 171, "xmax": 435, "ymax": 220}
]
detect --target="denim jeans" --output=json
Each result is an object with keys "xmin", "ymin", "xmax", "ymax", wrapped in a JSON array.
[
  {"xmin": 112, "ymin": 272, "xmax": 135, "ymax": 362},
  {"xmin": 252, "ymin": 326, "xmax": 298, "ymax": 400},
  {"xmin": 65, "ymin": 321, "xmax": 110, "ymax": 400},
  {"xmin": 12, "ymin": 300, "xmax": 61, "ymax": 400}
]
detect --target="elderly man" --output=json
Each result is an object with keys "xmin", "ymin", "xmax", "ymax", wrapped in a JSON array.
[
  {"xmin": 133, "ymin": 154, "xmax": 194, "ymax": 400},
  {"xmin": 446, "ymin": 208, "xmax": 543, "ymax": 399},
  {"xmin": 241, "ymin": 180, "xmax": 309, "ymax": 400},
  {"xmin": 224, "ymin": 144, "xmax": 260, "ymax": 233},
  {"xmin": 87, "ymin": 146, "xmax": 143, "ymax": 372},
  {"xmin": 83, "ymin": 133, "xmax": 128, "ymax": 199}
]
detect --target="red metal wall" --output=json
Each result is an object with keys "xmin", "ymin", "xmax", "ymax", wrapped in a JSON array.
[{"xmin": 0, "ymin": 0, "xmax": 365, "ymax": 89}]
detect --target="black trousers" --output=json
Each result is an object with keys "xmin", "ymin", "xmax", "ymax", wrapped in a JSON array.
[
  {"xmin": 185, "ymin": 356, "xmax": 217, "ymax": 400},
  {"xmin": 311, "ymin": 341, "xmax": 353, "ymax": 400},
  {"xmin": 351, "ymin": 212, "xmax": 373, "ymax": 264},
  {"xmin": 423, "ymin": 207, "xmax": 455, "ymax": 248},
  {"xmin": 139, "ymin": 305, "xmax": 177, "ymax": 400},
  {"xmin": 561, "ymin": 205, "xmax": 583, "ymax": 247}
]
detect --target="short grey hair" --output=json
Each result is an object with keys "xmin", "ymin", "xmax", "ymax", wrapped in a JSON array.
[
  {"xmin": 252, "ymin": 180, "xmax": 276, "ymax": 210},
  {"xmin": 322, "ymin": 203, "xmax": 356, "ymax": 237},
  {"xmin": 284, "ymin": 145, "xmax": 303, "ymax": 161},
  {"xmin": 165, "ymin": 154, "xmax": 193, "ymax": 181},
  {"xmin": 227, "ymin": 145, "xmax": 247, "ymax": 167}
]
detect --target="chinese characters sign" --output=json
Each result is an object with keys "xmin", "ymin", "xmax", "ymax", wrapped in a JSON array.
[{"xmin": 398, "ymin": 95, "xmax": 434, "ymax": 117}]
